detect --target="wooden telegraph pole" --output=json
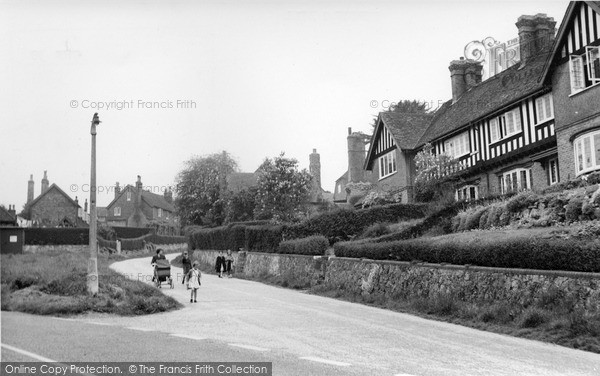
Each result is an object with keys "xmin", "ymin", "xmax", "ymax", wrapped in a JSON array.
[{"xmin": 88, "ymin": 113, "xmax": 100, "ymax": 295}]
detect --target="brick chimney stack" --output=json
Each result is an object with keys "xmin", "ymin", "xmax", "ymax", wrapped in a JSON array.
[
  {"xmin": 449, "ymin": 58, "xmax": 483, "ymax": 103},
  {"xmin": 84, "ymin": 199, "xmax": 88, "ymax": 212},
  {"xmin": 348, "ymin": 129, "xmax": 371, "ymax": 183},
  {"xmin": 115, "ymin": 182, "xmax": 121, "ymax": 198},
  {"xmin": 41, "ymin": 170, "xmax": 49, "ymax": 194},
  {"xmin": 8, "ymin": 205, "xmax": 16, "ymax": 218},
  {"xmin": 516, "ymin": 14, "xmax": 556, "ymax": 66},
  {"xmin": 309, "ymin": 148, "xmax": 323, "ymax": 202},
  {"xmin": 27, "ymin": 174, "xmax": 34, "ymax": 203},
  {"xmin": 164, "ymin": 188, "xmax": 173, "ymax": 204}
]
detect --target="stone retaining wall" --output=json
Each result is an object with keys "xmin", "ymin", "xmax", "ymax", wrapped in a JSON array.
[
  {"xmin": 326, "ymin": 258, "xmax": 600, "ymax": 311},
  {"xmin": 190, "ymin": 249, "xmax": 600, "ymax": 311}
]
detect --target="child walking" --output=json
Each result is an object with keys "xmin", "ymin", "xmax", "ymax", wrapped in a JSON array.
[{"xmin": 186, "ymin": 261, "xmax": 201, "ymax": 303}]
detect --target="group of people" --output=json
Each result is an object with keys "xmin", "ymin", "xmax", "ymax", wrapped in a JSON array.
[
  {"xmin": 176, "ymin": 249, "xmax": 234, "ymax": 303},
  {"xmin": 215, "ymin": 249, "xmax": 234, "ymax": 278}
]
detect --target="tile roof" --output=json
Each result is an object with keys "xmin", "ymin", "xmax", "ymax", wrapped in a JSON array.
[
  {"xmin": 141, "ymin": 190, "xmax": 175, "ymax": 212},
  {"xmin": 0, "ymin": 206, "xmax": 16, "ymax": 223},
  {"xmin": 418, "ymin": 53, "xmax": 551, "ymax": 146},
  {"xmin": 25, "ymin": 183, "xmax": 81, "ymax": 210},
  {"xmin": 226, "ymin": 172, "xmax": 258, "ymax": 193},
  {"xmin": 380, "ymin": 112, "xmax": 433, "ymax": 150}
]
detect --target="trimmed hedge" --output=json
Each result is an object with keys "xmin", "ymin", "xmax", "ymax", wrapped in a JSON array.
[
  {"xmin": 147, "ymin": 234, "xmax": 187, "ymax": 245},
  {"xmin": 112, "ymin": 226, "xmax": 154, "ymax": 238},
  {"xmin": 278, "ymin": 235, "xmax": 328, "ymax": 255},
  {"xmin": 244, "ymin": 225, "xmax": 283, "ymax": 253},
  {"xmin": 24, "ymin": 228, "xmax": 89, "ymax": 245},
  {"xmin": 285, "ymin": 203, "xmax": 427, "ymax": 243},
  {"xmin": 188, "ymin": 224, "xmax": 283, "ymax": 252},
  {"xmin": 334, "ymin": 235, "xmax": 600, "ymax": 273}
]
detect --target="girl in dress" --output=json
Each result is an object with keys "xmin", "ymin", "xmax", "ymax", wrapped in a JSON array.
[{"xmin": 186, "ymin": 261, "xmax": 201, "ymax": 303}]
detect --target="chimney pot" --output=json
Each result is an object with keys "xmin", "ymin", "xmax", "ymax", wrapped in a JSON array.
[{"xmin": 348, "ymin": 127, "xmax": 352, "ymax": 135}]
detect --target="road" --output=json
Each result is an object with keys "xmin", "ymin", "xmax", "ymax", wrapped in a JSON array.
[{"xmin": 2, "ymin": 254, "xmax": 599, "ymax": 375}]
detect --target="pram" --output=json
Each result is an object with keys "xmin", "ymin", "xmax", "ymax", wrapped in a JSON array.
[{"xmin": 153, "ymin": 259, "xmax": 174, "ymax": 289}]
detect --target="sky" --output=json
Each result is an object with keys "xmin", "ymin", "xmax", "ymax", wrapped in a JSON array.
[{"xmin": 0, "ymin": 0, "xmax": 569, "ymax": 210}]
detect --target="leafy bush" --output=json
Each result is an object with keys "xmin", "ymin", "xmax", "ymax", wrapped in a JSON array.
[
  {"xmin": 565, "ymin": 197, "xmax": 584, "ymax": 222},
  {"xmin": 359, "ymin": 223, "xmax": 391, "ymax": 239},
  {"xmin": 278, "ymin": 235, "xmax": 328, "ymax": 255},
  {"xmin": 24, "ymin": 228, "xmax": 89, "ymax": 245},
  {"xmin": 506, "ymin": 191, "xmax": 540, "ymax": 213},
  {"xmin": 333, "ymin": 235, "xmax": 600, "ymax": 272}
]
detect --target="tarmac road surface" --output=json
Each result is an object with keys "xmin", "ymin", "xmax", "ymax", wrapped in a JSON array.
[{"xmin": 2, "ymin": 253, "xmax": 599, "ymax": 376}]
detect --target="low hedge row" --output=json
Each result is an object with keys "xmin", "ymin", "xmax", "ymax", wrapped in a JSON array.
[
  {"xmin": 147, "ymin": 234, "xmax": 187, "ymax": 245},
  {"xmin": 285, "ymin": 203, "xmax": 427, "ymax": 243},
  {"xmin": 278, "ymin": 235, "xmax": 328, "ymax": 255},
  {"xmin": 334, "ymin": 235, "xmax": 600, "ymax": 272},
  {"xmin": 24, "ymin": 228, "xmax": 89, "ymax": 245},
  {"xmin": 112, "ymin": 226, "xmax": 154, "ymax": 239}
]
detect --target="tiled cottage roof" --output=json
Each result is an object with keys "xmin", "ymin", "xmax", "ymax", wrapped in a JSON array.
[
  {"xmin": 0, "ymin": 206, "xmax": 15, "ymax": 223},
  {"xmin": 380, "ymin": 112, "xmax": 433, "ymax": 150},
  {"xmin": 418, "ymin": 53, "xmax": 551, "ymax": 146},
  {"xmin": 141, "ymin": 191, "xmax": 175, "ymax": 212},
  {"xmin": 226, "ymin": 172, "xmax": 258, "ymax": 193}
]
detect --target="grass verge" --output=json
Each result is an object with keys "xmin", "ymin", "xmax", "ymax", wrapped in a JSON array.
[
  {"xmin": 307, "ymin": 285, "xmax": 600, "ymax": 354},
  {"xmin": 1, "ymin": 250, "xmax": 182, "ymax": 316}
]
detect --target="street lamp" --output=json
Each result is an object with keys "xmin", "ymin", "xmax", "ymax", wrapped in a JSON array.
[{"xmin": 87, "ymin": 113, "xmax": 100, "ymax": 295}]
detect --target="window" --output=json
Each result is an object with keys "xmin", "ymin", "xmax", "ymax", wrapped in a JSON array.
[
  {"xmin": 500, "ymin": 168, "xmax": 532, "ymax": 194},
  {"xmin": 535, "ymin": 94, "xmax": 554, "ymax": 124},
  {"xmin": 444, "ymin": 132, "xmax": 469, "ymax": 158},
  {"xmin": 548, "ymin": 158, "xmax": 559, "ymax": 185},
  {"xmin": 455, "ymin": 185, "xmax": 478, "ymax": 201},
  {"xmin": 574, "ymin": 130, "xmax": 600, "ymax": 175},
  {"xmin": 158, "ymin": 208, "xmax": 163, "ymax": 218},
  {"xmin": 569, "ymin": 46, "xmax": 600, "ymax": 93},
  {"xmin": 114, "ymin": 207, "xmax": 121, "ymax": 216},
  {"xmin": 127, "ymin": 191, "xmax": 132, "ymax": 201},
  {"xmin": 489, "ymin": 118, "xmax": 500, "ymax": 143},
  {"xmin": 378, "ymin": 150, "xmax": 397, "ymax": 179},
  {"xmin": 501, "ymin": 108, "xmax": 522, "ymax": 137}
]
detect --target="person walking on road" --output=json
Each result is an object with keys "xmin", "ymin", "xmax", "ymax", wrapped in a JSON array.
[
  {"xmin": 186, "ymin": 261, "xmax": 201, "ymax": 303},
  {"xmin": 181, "ymin": 251, "xmax": 192, "ymax": 287},
  {"xmin": 225, "ymin": 249, "xmax": 234, "ymax": 278},
  {"xmin": 150, "ymin": 248, "xmax": 166, "ymax": 282},
  {"xmin": 215, "ymin": 250, "xmax": 225, "ymax": 278}
]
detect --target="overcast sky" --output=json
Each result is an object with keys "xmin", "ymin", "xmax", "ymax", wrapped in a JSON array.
[{"xmin": 0, "ymin": 0, "xmax": 568, "ymax": 210}]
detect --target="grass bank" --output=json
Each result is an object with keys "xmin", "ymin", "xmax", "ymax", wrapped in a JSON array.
[
  {"xmin": 309, "ymin": 284, "xmax": 600, "ymax": 354},
  {"xmin": 1, "ymin": 251, "xmax": 182, "ymax": 316}
]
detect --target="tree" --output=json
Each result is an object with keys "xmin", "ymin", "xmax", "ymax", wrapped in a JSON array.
[
  {"xmin": 413, "ymin": 143, "xmax": 462, "ymax": 202},
  {"xmin": 254, "ymin": 153, "xmax": 312, "ymax": 222},
  {"xmin": 223, "ymin": 187, "xmax": 258, "ymax": 223},
  {"xmin": 175, "ymin": 151, "xmax": 238, "ymax": 227}
]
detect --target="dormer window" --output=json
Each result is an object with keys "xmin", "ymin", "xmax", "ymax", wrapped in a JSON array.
[
  {"xmin": 535, "ymin": 94, "xmax": 554, "ymax": 124},
  {"xmin": 569, "ymin": 46, "xmax": 600, "ymax": 94},
  {"xmin": 502, "ymin": 108, "xmax": 522, "ymax": 137},
  {"xmin": 489, "ymin": 118, "xmax": 500, "ymax": 143},
  {"xmin": 127, "ymin": 191, "xmax": 132, "ymax": 201},
  {"xmin": 444, "ymin": 132, "xmax": 469, "ymax": 158}
]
